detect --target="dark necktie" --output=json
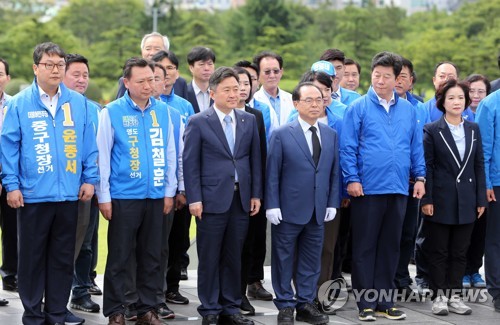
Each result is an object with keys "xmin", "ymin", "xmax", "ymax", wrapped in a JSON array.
[{"xmin": 310, "ymin": 126, "xmax": 321, "ymax": 166}]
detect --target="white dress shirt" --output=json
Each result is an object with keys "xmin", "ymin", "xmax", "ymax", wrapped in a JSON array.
[
  {"xmin": 192, "ymin": 80, "xmax": 210, "ymax": 112},
  {"xmin": 38, "ymin": 85, "xmax": 61, "ymax": 118},
  {"xmin": 445, "ymin": 117, "xmax": 466, "ymax": 161},
  {"xmin": 298, "ymin": 116, "xmax": 321, "ymax": 156},
  {"xmin": 376, "ymin": 92, "xmax": 396, "ymax": 113}
]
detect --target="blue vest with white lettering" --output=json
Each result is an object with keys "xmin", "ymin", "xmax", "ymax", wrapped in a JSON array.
[{"xmin": 106, "ymin": 93, "xmax": 171, "ymax": 199}]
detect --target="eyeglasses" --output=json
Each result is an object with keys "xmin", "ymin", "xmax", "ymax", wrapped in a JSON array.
[
  {"xmin": 299, "ymin": 98, "xmax": 323, "ymax": 105},
  {"xmin": 263, "ymin": 69, "xmax": 281, "ymax": 76},
  {"xmin": 38, "ymin": 62, "xmax": 66, "ymax": 70},
  {"xmin": 469, "ymin": 89, "xmax": 486, "ymax": 95}
]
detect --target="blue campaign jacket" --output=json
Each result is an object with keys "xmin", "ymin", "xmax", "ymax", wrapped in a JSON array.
[
  {"xmin": 104, "ymin": 93, "xmax": 172, "ymax": 200},
  {"xmin": 160, "ymin": 89, "xmax": 195, "ymax": 125},
  {"xmin": 475, "ymin": 90, "xmax": 500, "ymax": 189},
  {"xmin": 406, "ymin": 91, "xmax": 430, "ymax": 128},
  {"xmin": 426, "ymin": 96, "xmax": 475, "ymax": 122},
  {"xmin": 250, "ymin": 99, "xmax": 272, "ymax": 142},
  {"xmin": 340, "ymin": 87, "xmax": 426, "ymax": 195},
  {"xmin": 0, "ymin": 80, "xmax": 99, "ymax": 203},
  {"xmin": 340, "ymin": 87, "xmax": 361, "ymax": 106}
]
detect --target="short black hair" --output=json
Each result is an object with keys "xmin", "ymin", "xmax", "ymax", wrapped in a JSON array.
[
  {"xmin": 234, "ymin": 60, "xmax": 260, "ymax": 76},
  {"xmin": 33, "ymin": 42, "xmax": 65, "ymax": 65},
  {"xmin": 123, "ymin": 57, "xmax": 154, "ymax": 79},
  {"xmin": 233, "ymin": 67, "xmax": 253, "ymax": 103},
  {"xmin": 152, "ymin": 50, "xmax": 179, "ymax": 69},
  {"xmin": 401, "ymin": 57, "xmax": 414, "ymax": 74},
  {"xmin": 433, "ymin": 61, "xmax": 459, "ymax": 77},
  {"xmin": 253, "ymin": 51, "xmax": 283, "ymax": 70},
  {"xmin": 292, "ymin": 82, "xmax": 322, "ymax": 102},
  {"xmin": 435, "ymin": 79, "xmax": 471, "ymax": 113},
  {"xmin": 187, "ymin": 46, "xmax": 216, "ymax": 66},
  {"xmin": 466, "ymin": 74, "xmax": 491, "ymax": 95},
  {"xmin": 0, "ymin": 58, "xmax": 9, "ymax": 75},
  {"xmin": 320, "ymin": 48, "xmax": 345, "ymax": 64},
  {"xmin": 344, "ymin": 58, "xmax": 361, "ymax": 74},
  {"xmin": 209, "ymin": 66, "xmax": 239, "ymax": 91},
  {"xmin": 299, "ymin": 71, "xmax": 332, "ymax": 89},
  {"xmin": 65, "ymin": 53, "xmax": 89, "ymax": 73},
  {"xmin": 154, "ymin": 63, "xmax": 167, "ymax": 78},
  {"xmin": 371, "ymin": 51, "xmax": 403, "ymax": 77}
]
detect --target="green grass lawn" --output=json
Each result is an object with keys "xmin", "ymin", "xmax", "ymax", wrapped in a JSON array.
[{"xmin": 0, "ymin": 214, "xmax": 197, "ymax": 275}]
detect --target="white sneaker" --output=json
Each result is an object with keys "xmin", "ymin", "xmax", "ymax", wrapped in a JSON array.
[
  {"xmin": 448, "ymin": 295, "xmax": 472, "ymax": 315},
  {"xmin": 432, "ymin": 295, "xmax": 449, "ymax": 315}
]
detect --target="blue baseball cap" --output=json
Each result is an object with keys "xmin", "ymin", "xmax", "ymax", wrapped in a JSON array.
[{"xmin": 311, "ymin": 60, "xmax": 336, "ymax": 77}]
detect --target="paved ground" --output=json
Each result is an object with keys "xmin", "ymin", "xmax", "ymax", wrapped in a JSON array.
[{"xmin": 1, "ymin": 262, "xmax": 499, "ymax": 325}]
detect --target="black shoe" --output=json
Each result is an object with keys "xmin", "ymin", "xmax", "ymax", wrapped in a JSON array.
[
  {"xmin": 277, "ymin": 307, "xmax": 294, "ymax": 325},
  {"xmin": 494, "ymin": 298, "xmax": 500, "ymax": 312},
  {"xmin": 247, "ymin": 281, "xmax": 273, "ymax": 301},
  {"xmin": 296, "ymin": 302, "xmax": 329, "ymax": 324},
  {"xmin": 165, "ymin": 291, "xmax": 189, "ymax": 304},
  {"xmin": 358, "ymin": 308, "xmax": 376, "ymax": 322},
  {"xmin": 240, "ymin": 295, "xmax": 255, "ymax": 315},
  {"xmin": 314, "ymin": 298, "xmax": 336, "ymax": 315},
  {"xmin": 218, "ymin": 313, "xmax": 254, "ymax": 325},
  {"xmin": 124, "ymin": 303, "xmax": 137, "ymax": 321},
  {"xmin": 202, "ymin": 314, "xmax": 219, "ymax": 325},
  {"xmin": 70, "ymin": 296, "xmax": 100, "ymax": 313},
  {"xmin": 88, "ymin": 280, "xmax": 102, "ymax": 295},
  {"xmin": 156, "ymin": 302, "xmax": 175, "ymax": 319},
  {"xmin": 0, "ymin": 298, "xmax": 8, "ymax": 307},
  {"xmin": 2, "ymin": 277, "xmax": 17, "ymax": 292},
  {"xmin": 65, "ymin": 309, "xmax": 85, "ymax": 325},
  {"xmin": 180, "ymin": 268, "xmax": 188, "ymax": 280}
]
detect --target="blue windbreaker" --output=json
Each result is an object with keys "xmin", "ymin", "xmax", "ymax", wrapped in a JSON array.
[
  {"xmin": 475, "ymin": 90, "xmax": 500, "ymax": 189},
  {"xmin": 0, "ymin": 80, "xmax": 99, "ymax": 203},
  {"xmin": 340, "ymin": 87, "xmax": 426, "ymax": 195}
]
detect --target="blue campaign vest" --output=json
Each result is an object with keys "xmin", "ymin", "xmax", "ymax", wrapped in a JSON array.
[
  {"xmin": 106, "ymin": 93, "xmax": 171, "ymax": 199},
  {"xmin": 251, "ymin": 99, "xmax": 272, "ymax": 142}
]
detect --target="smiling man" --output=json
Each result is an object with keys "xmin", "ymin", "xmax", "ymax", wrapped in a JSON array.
[
  {"xmin": 340, "ymin": 52, "xmax": 426, "ymax": 322},
  {"xmin": 1, "ymin": 42, "xmax": 98, "ymax": 325}
]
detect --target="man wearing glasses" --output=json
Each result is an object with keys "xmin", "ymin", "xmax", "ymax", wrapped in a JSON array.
[
  {"xmin": 266, "ymin": 82, "xmax": 339, "ymax": 325},
  {"xmin": 1, "ymin": 42, "xmax": 98, "ymax": 325},
  {"xmin": 253, "ymin": 51, "xmax": 294, "ymax": 129}
]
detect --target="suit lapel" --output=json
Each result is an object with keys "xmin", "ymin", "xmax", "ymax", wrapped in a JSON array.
[
  {"xmin": 463, "ymin": 122, "xmax": 473, "ymax": 165},
  {"xmin": 187, "ymin": 83, "xmax": 201, "ymax": 113},
  {"xmin": 289, "ymin": 120, "xmax": 316, "ymax": 168},
  {"xmin": 206, "ymin": 107, "xmax": 232, "ymax": 156},
  {"xmin": 438, "ymin": 117, "xmax": 462, "ymax": 169},
  {"xmin": 233, "ymin": 109, "xmax": 245, "ymax": 156}
]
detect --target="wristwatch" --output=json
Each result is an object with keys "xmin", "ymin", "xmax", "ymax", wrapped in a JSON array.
[
  {"xmin": 415, "ymin": 176, "xmax": 426, "ymax": 184},
  {"xmin": 177, "ymin": 190, "xmax": 186, "ymax": 196}
]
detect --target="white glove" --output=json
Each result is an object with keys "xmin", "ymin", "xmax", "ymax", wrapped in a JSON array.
[
  {"xmin": 324, "ymin": 207, "xmax": 337, "ymax": 222},
  {"xmin": 266, "ymin": 208, "xmax": 282, "ymax": 225}
]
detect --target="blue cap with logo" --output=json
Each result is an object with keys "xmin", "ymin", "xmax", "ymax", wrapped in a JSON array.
[{"xmin": 311, "ymin": 60, "xmax": 336, "ymax": 77}]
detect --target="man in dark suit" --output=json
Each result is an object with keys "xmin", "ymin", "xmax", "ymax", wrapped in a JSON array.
[
  {"xmin": 266, "ymin": 82, "xmax": 340, "ymax": 325},
  {"xmin": 185, "ymin": 46, "xmax": 215, "ymax": 113},
  {"xmin": 183, "ymin": 67, "xmax": 262, "ymax": 325}
]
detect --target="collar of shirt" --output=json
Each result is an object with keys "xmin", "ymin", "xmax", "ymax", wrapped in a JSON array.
[
  {"xmin": 334, "ymin": 89, "xmax": 341, "ymax": 100},
  {"xmin": 214, "ymin": 105, "xmax": 236, "ymax": 130},
  {"xmin": 38, "ymin": 84, "xmax": 61, "ymax": 101},
  {"xmin": 192, "ymin": 80, "xmax": 209, "ymax": 96},
  {"xmin": 263, "ymin": 87, "xmax": 280, "ymax": 100},
  {"xmin": 298, "ymin": 116, "xmax": 321, "ymax": 156},
  {"xmin": 444, "ymin": 116, "xmax": 465, "ymax": 131},
  {"xmin": 376, "ymin": 92, "xmax": 396, "ymax": 112},
  {"xmin": 0, "ymin": 92, "xmax": 8, "ymax": 108},
  {"xmin": 130, "ymin": 97, "xmax": 152, "ymax": 111}
]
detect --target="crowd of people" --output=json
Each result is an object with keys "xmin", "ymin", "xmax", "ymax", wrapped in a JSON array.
[{"xmin": 0, "ymin": 32, "xmax": 500, "ymax": 325}]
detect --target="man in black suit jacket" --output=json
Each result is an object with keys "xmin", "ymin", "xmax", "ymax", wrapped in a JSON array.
[
  {"xmin": 185, "ymin": 47, "xmax": 216, "ymax": 113},
  {"xmin": 183, "ymin": 67, "xmax": 262, "ymax": 325}
]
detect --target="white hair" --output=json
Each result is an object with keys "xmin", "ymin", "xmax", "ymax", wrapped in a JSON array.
[{"xmin": 140, "ymin": 32, "xmax": 170, "ymax": 51}]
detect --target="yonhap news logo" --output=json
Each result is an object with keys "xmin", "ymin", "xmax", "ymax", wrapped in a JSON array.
[
  {"xmin": 317, "ymin": 278, "xmax": 349, "ymax": 313},
  {"xmin": 318, "ymin": 280, "xmax": 490, "ymax": 311}
]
